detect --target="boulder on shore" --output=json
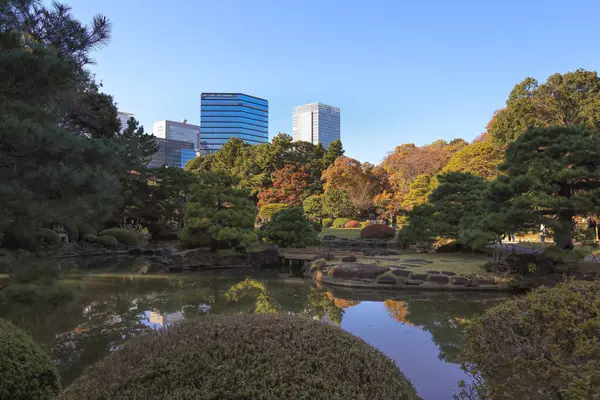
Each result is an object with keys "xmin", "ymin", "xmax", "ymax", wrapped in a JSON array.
[{"xmin": 329, "ymin": 263, "xmax": 390, "ymax": 280}]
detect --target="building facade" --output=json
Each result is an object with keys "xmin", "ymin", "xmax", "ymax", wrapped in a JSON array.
[
  {"xmin": 117, "ymin": 112, "xmax": 134, "ymax": 133},
  {"xmin": 200, "ymin": 93, "xmax": 268, "ymax": 153},
  {"xmin": 292, "ymin": 102, "xmax": 340, "ymax": 148},
  {"xmin": 152, "ymin": 120, "xmax": 200, "ymax": 150},
  {"xmin": 148, "ymin": 138, "xmax": 195, "ymax": 169}
]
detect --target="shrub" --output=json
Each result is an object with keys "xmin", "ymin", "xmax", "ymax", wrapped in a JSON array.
[
  {"xmin": 360, "ymin": 221, "xmax": 373, "ymax": 228},
  {"xmin": 62, "ymin": 314, "xmax": 419, "ymax": 400},
  {"xmin": 92, "ymin": 235, "xmax": 119, "ymax": 248},
  {"xmin": 178, "ymin": 227, "xmax": 213, "ymax": 249},
  {"xmin": 83, "ymin": 234, "xmax": 97, "ymax": 243},
  {"xmin": 360, "ymin": 224, "xmax": 395, "ymax": 239},
  {"xmin": 62, "ymin": 220, "xmax": 79, "ymax": 242},
  {"xmin": 0, "ymin": 319, "xmax": 61, "ymax": 399},
  {"xmin": 311, "ymin": 221, "xmax": 322, "ymax": 233},
  {"xmin": 35, "ymin": 228, "xmax": 62, "ymax": 247},
  {"xmin": 258, "ymin": 203, "xmax": 290, "ymax": 222},
  {"xmin": 99, "ymin": 228, "xmax": 145, "ymax": 246},
  {"xmin": 333, "ymin": 218, "xmax": 351, "ymax": 228},
  {"xmin": 77, "ymin": 223, "xmax": 97, "ymax": 238},
  {"xmin": 344, "ymin": 220, "xmax": 360, "ymax": 228},
  {"xmin": 462, "ymin": 281, "xmax": 600, "ymax": 399},
  {"xmin": 322, "ymin": 218, "xmax": 333, "ymax": 228},
  {"xmin": 262, "ymin": 208, "xmax": 319, "ymax": 248},
  {"xmin": 543, "ymin": 246, "xmax": 587, "ymax": 263}
]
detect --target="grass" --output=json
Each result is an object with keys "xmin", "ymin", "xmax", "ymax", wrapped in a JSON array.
[
  {"xmin": 357, "ymin": 252, "xmax": 489, "ymax": 276},
  {"xmin": 319, "ymin": 228, "xmax": 362, "ymax": 240}
]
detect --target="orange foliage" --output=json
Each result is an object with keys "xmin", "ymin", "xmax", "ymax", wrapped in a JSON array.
[
  {"xmin": 384, "ymin": 300, "xmax": 413, "ymax": 325},
  {"xmin": 326, "ymin": 292, "xmax": 360, "ymax": 309}
]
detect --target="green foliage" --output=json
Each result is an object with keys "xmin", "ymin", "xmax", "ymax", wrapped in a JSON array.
[
  {"xmin": 258, "ymin": 203, "xmax": 290, "ymax": 222},
  {"xmin": 224, "ymin": 279, "xmax": 279, "ymax": 314},
  {"xmin": 402, "ymin": 174, "xmax": 438, "ymax": 210},
  {"xmin": 311, "ymin": 221, "xmax": 323, "ymax": 233},
  {"xmin": 77, "ymin": 223, "xmax": 97, "ymax": 238},
  {"xmin": 35, "ymin": 228, "xmax": 62, "ymax": 247},
  {"xmin": 489, "ymin": 70, "xmax": 600, "ymax": 143},
  {"xmin": 0, "ymin": 319, "xmax": 61, "ymax": 399},
  {"xmin": 333, "ymin": 218, "xmax": 352, "ymax": 228},
  {"xmin": 441, "ymin": 141, "xmax": 505, "ymax": 179},
  {"xmin": 543, "ymin": 246, "xmax": 587, "ymax": 263},
  {"xmin": 466, "ymin": 126, "xmax": 600, "ymax": 249},
  {"xmin": 462, "ymin": 281, "xmax": 600, "ymax": 399},
  {"xmin": 89, "ymin": 235, "xmax": 119, "ymax": 248},
  {"xmin": 322, "ymin": 139, "xmax": 345, "ymax": 168},
  {"xmin": 99, "ymin": 228, "xmax": 144, "ymax": 246},
  {"xmin": 322, "ymin": 218, "xmax": 334, "ymax": 228},
  {"xmin": 322, "ymin": 189, "xmax": 353, "ymax": 218},
  {"xmin": 405, "ymin": 173, "xmax": 487, "ymax": 243},
  {"xmin": 303, "ymin": 194, "xmax": 323, "ymax": 220},
  {"xmin": 178, "ymin": 228, "xmax": 212, "ymax": 249},
  {"xmin": 261, "ymin": 207, "xmax": 318, "ymax": 248},
  {"xmin": 182, "ymin": 171, "xmax": 258, "ymax": 246},
  {"xmin": 61, "ymin": 220, "xmax": 79, "ymax": 242},
  {"xmin": 62, "ymin": 314, "xmax": 419, "ymax": 400}
]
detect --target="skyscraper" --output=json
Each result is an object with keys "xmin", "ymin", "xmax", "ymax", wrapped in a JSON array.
[
  {"xmin": 152, "ymin": 120, "xmax": 200, "ymax": 149},
  {"xmin": 292, "ymin": 102, "xmax": 340, "ymax": 148},
  {"xmin": 200, "ymin": 93, "xmax": 268, "ymax": 153},
  {"xmin": 148, "ymin": 138, "xmax": 195, "ymax": 169},
  {"xmin": 117, "ymin": 111, "xmax": 134, "ymax": 133}
]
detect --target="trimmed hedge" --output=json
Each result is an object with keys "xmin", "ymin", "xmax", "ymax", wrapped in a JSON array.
[
  {"xmin": 333, "ymin": 218, "xmax": 351, "ymax": 228},
  {"xmin": 360, "ymin": 224, "xmax": 395, "ymax": 238},
  {"xmin": 77, "ymin": 223, "xmax": 97, "ymax": 238},
  {"xmin": 462, "ymin": 281, "xmax": 600, "ymax": 399},
  {"xmin": 62, "ymin": 314, "xmax": 419, "ymax": 400},
  {"xmin": 0, "ymin": 319, "xmax": 61, "ymax": 399},
  {"xmin": 84, "ymin": 235, "xmax": 118, "ymax": 248},
  {"xmin": 35, "ymin": 228, "xmax": 62, "ymax": 247},
  {"xmin": 344, "ymin": 220, "xmax": 360, "ymax": 228},
  {"xmin": 258, "ymin": 203, "xmax": 291, "ymax": 221},
  {"xmin": 322, "ymin": 218, "xmax": 333, "ymax": 228},
  {"xmin": 98, "ymin": 228, "xmax": 144, "ymax": 246}
]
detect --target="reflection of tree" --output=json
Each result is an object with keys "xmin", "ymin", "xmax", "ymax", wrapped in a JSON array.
[
  {"xmin": 384, "ymin": 300, "xmax": 413, "ymax": 326},
  {"xmin": 326, "ymin": 292, "xmax": 359, "ymax": 309},
  {"xmin": 225, "ymin": 279, "xmax": 279, "ymax": 314},
  {"xmin": 304, "ymin": 289, "xmax": 344, "ymax": 325}
]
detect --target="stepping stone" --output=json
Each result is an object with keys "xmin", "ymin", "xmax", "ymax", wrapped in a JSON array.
[
  {"xmin": 441, "ymin": 271, "xmax": 456, "ymax": 276},
  {"xmin": 426, "ymin": 270, "xmax": 441, "ymax": 274},
  {"xmin": 450, "ymin": 276, "xmax": 469, "ymax": 285},
  {"xmin": 427, "ymin": 275, "xmax": 450, "ymax": 284},
  {"xmin": 377, "ymin": 275, "xmax": 397, "ymax": 284}
]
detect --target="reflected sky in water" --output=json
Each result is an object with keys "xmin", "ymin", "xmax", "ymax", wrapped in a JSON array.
[{"xmin": 0, "ymin": 258, "xmax": 511, "ymax": 400}]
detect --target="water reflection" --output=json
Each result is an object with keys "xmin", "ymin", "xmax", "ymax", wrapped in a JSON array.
[{"xmin": 0, "ymin": 258, "xmax": 510, "ymax": 399}]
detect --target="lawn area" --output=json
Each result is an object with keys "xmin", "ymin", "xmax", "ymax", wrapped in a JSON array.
[{"xmin": 319, "ymin": 228, "xmax": 362, "ymax": 240}]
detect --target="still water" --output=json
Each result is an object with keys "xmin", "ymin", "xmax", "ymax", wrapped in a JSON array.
[{"xmin": 1, "ymin": 256, "xmax": 510, "ymax": 400}]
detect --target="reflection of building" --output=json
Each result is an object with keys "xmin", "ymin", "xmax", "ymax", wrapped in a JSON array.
[
  {"xmin": 117, "ymin": 111, "xmax": 134, "ymax": 133},
  {"xmin": 292, "ymin": 102, "xmax": 340, "ymax": 148},
  {"xmin": 200, "ymin": 93, "xmax": 269, "ymax": 153},
  {"xmin": 148, "ymin": 138, "xmax": 195, "ymax": 169},
  {"xmin": 149, "ymin": 311, "xmax": 185, "ymax": 327},
  {"xmin": 153, "ymin": 119, "xmax": 200, "ymax": 149}
]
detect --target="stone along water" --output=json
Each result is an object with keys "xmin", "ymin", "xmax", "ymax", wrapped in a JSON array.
[{"xmin": 0, "ymin": 256, "xmax": 511, "ymax": 400}]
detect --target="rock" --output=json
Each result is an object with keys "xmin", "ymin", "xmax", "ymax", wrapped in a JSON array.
[
  {"xmin": 329, "ymin": 263, "xmax": 390, "ymax": 280},
  {"xmin": 363, "ymin": 250, "xmax": 399, "ymax": 256},
  {"xmin": 483, "ymin": 261, "xmax": 510, "ymax": 273},
  {"xmin": 310, "ymin": 253, "xmax": 334, "ymax": 262},
  {"xmin": 465, "ymin": 279, "xmax": 479, "ymax": 287},
  {"xmin": 450, "ymin": 276, "xmax": 469, "ymax": 285},
  {"xmin": 584, "ymin": 274, "xmax": 596, "ymax": 281},
  {"xmin": 391, "ymin": 269, "xmax": 411, "ymax": 277},
  {"xmin": 427, "ymin": 275, "xmax": 450, "ymax": 284},
  {"xmin": 248, "ymin": 247, "xmax": 280, "ymax": 267},
  {"xmin": 425, "ymin": 270, "xmax": 441, "ymax": 274},
  {"xmin": 405, "ymin": 259, "xmax": 434, "ymax": 264},
  {"xmin": 476, "ymin": 278, "xmax": 497, "ymax": 285},
  {"xmin": 377, "ymin": 275, "xmax": 397, "ymax": 284},
  {"xmin": 340, "ymin": 256, "xmax": 357, "ymax": 262},
  {"xmin": 441, "ymin": 271, "xmax": 456, "ymax": 276},
  {"xmin": 16, "ymin": 249, "xmax": 31, "ymax": 259},
  {"xmin": 409, "ymin": 273, "xmax": 428, "ymax": 281},
  {"xmin": 169, "ymin": 266, "xmax": 184, "ymax": 273},
  {"xmin": 234, "ymin": 245, "xmax": 247, "ymax": 254}
]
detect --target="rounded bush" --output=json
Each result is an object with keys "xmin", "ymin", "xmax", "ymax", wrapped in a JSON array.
[
  {"xmin": 98, "ymin": 228, "xmax": 144, "ymax": 246},
  {"xmin": 262, "ymin": 207, "xmax": 319, "ymax": 248},
  {"xmin": 258, "ymin": 203, "xmax": 290, "ymax": 222},
  {"xmin": 83, "ymin": 234, "xmax": 97, "ymax": 243},
  {"xmin": 92, "ymin": 235, "xmax": 119, "ymax": 248},
  {"xmin": 35, "ymin": 228, "xmax": 62, "ymax": 247},
  {"xmin": 61, "ymin": 220, "xmax": 79, "ymax": 242},
  {"xmin": 333, "ymin": 217, "xmax": 351, "ymax": 228},
  {"xmin": 322, "ymin": 218, "xmax": 333, "ymax": 228},
  {"xmin": 0, "ymin": 319, "xmax": 61, "ymax": 399},
  {"xmin": 62, "ymin": 314, "xmax": 419, "ymax": 400},
  {"xmin": 360, "ymin": 224, "xmax": 395, "ymax": 238},
  {"xmin": 462, "ymin": 281, "xmax": 600, "ymax": 399},
  {"xmin": 77, "ymin": 223, "xmax": 97, "ymax": 238},
  {"xmin": 311, "ymin": 220, "xmax": 322, "ymax": 233},
  {"xmin": 344, "ymin": 220, "xmax": 360, "ymax": 228}
]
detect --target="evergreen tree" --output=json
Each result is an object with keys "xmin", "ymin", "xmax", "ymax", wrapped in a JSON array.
[
  {"xmin": 322, "ymin": 189, "xmax": 353, "ymax": 218},
  {"xmin": 402, "ymin": 174, "xmax": 438, "ymax": 210},
  {"xmin": 322, "ymin": 139, "xmax": 345, "ymax": 168},
  {"xmin": 261, "ymin": 207, "xmax": 318, "ymax": 248},
  {"xmin": 181, "ymin": 171, "xmax": 257, "ymax": 247}
]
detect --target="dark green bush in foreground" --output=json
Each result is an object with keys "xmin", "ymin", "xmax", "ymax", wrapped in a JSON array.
[
  {"xmin": 0, "ymin": 319, "xmax": 61, "ymax": 399},
  {"xmin": 262, "ymin": 207, "xmax": 319, "ymax": 248},
  {"xmin": 62, "ymin": 314, "xmax": 420, "ymax": 400},
  {"xmin": 98, "ymin": 228, "xmax": 144, "ymax": 246},
  {"xmin": 461, "ymin": 280, "xmax": 600, "ymax": 399},
  {"xmin": 83, "ymin": 234, "xmax": 118, "ymax": 248}
]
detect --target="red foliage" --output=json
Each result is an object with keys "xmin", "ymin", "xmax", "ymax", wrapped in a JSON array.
[
  {"xmin": 360, "ymin": 224, "xmax": 395, "ymax": 239},
  {"xmin": 344, "ymin": 220, "xmax": 360, "ymax": 228},
  {"xmin": 257, "ymin": 164, "xmax": 311, "ymax": 207}
]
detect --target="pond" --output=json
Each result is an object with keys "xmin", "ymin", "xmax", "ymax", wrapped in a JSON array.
[{"xmin": 0, "ymin": 256, "xmax": 511, "ymax": 400}]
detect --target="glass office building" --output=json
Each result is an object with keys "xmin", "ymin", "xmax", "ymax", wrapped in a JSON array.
[
  {"xmin": 200, "ymin": 93, "xmax": 268, "ymax": 153},
  {"xmin": 148, "ymin": 138, "xmax": 195, "ymax": 169},
  {"xmin": 292, "ymin": 102, "xmax": 340, "ymax": 148}
]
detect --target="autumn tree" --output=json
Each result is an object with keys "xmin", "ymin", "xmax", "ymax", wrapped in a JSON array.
[
  {"xmin": 322, "ymin": 156, "xmax": 377, "ymax": 215},
  {"xmin": 441, "ymin": 141, "xmax": 505, "ymax": 179},
  {"xmin": 488, "ymin": 70, "xmax": 600, "ymax": 143},
  {"xmin": 465, "ymin": 126, "xmax": 600, "ymax": 249},
  {"xmin": 257, "ymin": 164, "xmax": 311, "ymax": 207}
]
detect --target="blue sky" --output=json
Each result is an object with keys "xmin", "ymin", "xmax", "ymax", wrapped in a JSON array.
[{"xmin": 62, "ymin": 0, "xmax": 600, "ymax": 164}]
